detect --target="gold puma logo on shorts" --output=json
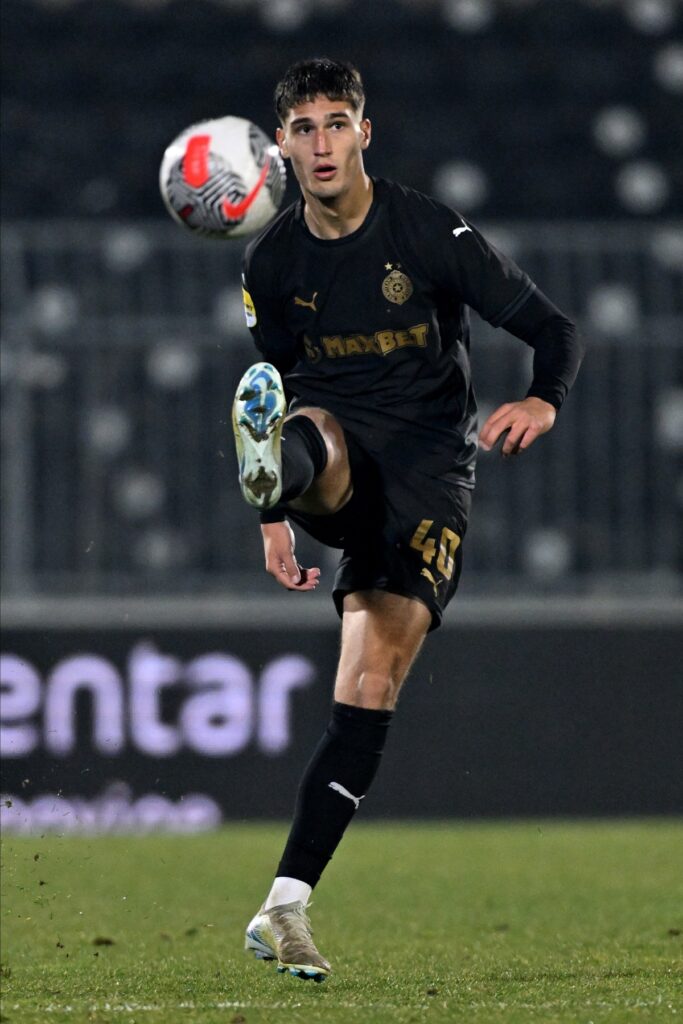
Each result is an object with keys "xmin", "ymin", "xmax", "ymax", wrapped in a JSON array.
[{"xmin": 420, "ymin": 567, "xmax": 443, "ymax": 598}]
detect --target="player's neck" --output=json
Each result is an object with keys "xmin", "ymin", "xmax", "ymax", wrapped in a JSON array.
[{"xmin": 302, "ymin": 174, "xmax": 373, "ymax": 240}]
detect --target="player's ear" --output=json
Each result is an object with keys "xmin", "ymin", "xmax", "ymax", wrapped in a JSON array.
[
  {"xmin": 360, "ymin": 118, "xmax": 371, "ymax": 150},
  {"xmin": 276, "ymin": 126, "xmax": 289, "ymax": 159}
]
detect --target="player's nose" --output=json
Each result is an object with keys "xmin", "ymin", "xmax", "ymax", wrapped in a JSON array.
[{"xmin": 313, "ymin": 129, "xmax": 331, "ymax": 154}]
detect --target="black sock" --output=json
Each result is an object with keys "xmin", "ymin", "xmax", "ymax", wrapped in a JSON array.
[
  {"xmin": 276, "ymin": 701, "xmax": 394, "ymax": 888},
  {"xmin": 280, "ymin": 416, "xmax": 328, "ymax": 503}
]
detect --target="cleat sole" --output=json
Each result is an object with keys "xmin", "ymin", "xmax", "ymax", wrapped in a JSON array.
[
  {"xmin": 276, "ymin": 963, "xmax": 328, "ymax": 982},
  {"xmin": 232, "ymin": 362, "xmax": 286, "ymax": 509},
  {"xmin": 280, "ymin": 963, "xmax": 329, "ymax": 981}
]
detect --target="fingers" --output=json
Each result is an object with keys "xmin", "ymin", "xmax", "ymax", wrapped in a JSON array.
[
  {"xmin": 289, "ymin": 565, "xmax": 321, "ymax": 591},
  {"xmin": 516, "ymin": 424, "xmax": 542, "ymax": 452},
  {"xmin": 269, "ymin": 557, "xmax": 321, "ymax": 591},
  {"xmin": 478, "ymin": 404, "xmax": 513, "ymax": 451},
  {"xmin": 501, "ymin": 420, "xmax": 534, "ymax": 456},
  {"xmin": 261, "ymin": 521, "xmax": 320, "ymax": 592},
  {"xmin": 479, "ymin": 400, "xmax": 554, "ymax": 456}
]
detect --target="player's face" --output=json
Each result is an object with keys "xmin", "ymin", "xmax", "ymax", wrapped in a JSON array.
[{"xmin": 276, "ymin": 96, "xmax": 371, "ymax": 202}]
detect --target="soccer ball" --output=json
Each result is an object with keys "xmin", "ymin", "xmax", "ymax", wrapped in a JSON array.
[{"xmin": 159, "ymin": 116, "xmax": 286, "ymax": 239}]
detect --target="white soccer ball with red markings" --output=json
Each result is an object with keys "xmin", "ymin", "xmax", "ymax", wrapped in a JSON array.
[{"xmin": 159, "ymin": 116, "xmax": 286, "ymax": 239}]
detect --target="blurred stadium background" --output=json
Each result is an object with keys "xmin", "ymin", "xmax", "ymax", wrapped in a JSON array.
[{"xmin": 1, "ymin": 0, "xmax": 682, "ymax": 832}]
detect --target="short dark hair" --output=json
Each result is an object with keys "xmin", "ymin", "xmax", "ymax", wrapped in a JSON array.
[{"xmin": 274, "ymin": 58, "xmax": 365, "ymax": 123}]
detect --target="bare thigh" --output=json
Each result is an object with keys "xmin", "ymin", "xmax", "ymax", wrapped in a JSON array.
[
  {"xmin": 334, "ymin": 590, "xmax": 432, "ymax": 710},
  {"xmin": 286, "ymin": 407, "xmax": 352, "ymax": 516}
]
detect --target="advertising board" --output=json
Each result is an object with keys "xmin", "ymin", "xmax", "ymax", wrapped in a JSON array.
[{"xmin": 2, "ymin": 624, "xmax": 681, "ymax": 831}]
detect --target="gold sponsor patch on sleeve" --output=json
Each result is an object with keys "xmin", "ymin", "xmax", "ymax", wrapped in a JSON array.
[{"xmin": 242, "ymin": 286, "xmax": 257, "ymax": 328}]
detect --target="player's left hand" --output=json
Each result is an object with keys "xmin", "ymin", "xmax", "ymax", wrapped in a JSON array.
[{"xmin": 478, "ymin": 397, "xmax": 556, "ymax": 456}]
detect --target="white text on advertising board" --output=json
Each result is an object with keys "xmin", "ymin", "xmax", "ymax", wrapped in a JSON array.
[{"xmin": 0, "ymin": 643, "xmax": 316, "ymax": 758}]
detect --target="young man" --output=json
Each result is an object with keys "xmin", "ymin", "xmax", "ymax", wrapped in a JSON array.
[{"xmin": 234, "ymin": 58, "xmax": 583, "ymax": 981}]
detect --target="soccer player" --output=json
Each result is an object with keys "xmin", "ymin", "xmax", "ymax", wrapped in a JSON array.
[{"xmin": 234, "ymin": 58, "xmax": 583, "ymax": 981}]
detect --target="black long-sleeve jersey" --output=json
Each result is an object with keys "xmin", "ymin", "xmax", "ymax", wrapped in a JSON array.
[{"xmin": 242, "ymin": 177, "xmax": 583, "ymax": 489}]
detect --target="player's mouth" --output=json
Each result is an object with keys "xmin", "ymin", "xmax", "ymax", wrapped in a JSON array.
[{"xmin": 313, "ymin": 164, "xmax": 337, "ymax": 180}]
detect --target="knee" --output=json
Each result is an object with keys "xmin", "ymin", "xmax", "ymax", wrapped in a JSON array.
[
  {"xmin": 286, "ymin": 407, "xmax": 352, "ymax": 515},
  {"xmin": 340, "ymin": 670, "xmax": 400, "ymax": 711},
  {"xmin": 292, "ymin": 409, "xmax": 346, "ymax": 473}
]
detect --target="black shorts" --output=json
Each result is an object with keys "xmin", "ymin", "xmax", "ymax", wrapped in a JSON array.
[{"xmin": 285, "ymin": 428, "xmax": 472, "ymax": 631}]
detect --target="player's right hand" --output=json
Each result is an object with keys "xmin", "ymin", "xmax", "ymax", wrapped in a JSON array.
[{"xmin": 261, "ymin": 521, "xmax": 321, "ymax": 591}]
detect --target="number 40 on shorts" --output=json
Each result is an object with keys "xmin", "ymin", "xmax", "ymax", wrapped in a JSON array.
[{"xmin": 409, "ymin": 519, "xmax": 461, "ymax": 579}]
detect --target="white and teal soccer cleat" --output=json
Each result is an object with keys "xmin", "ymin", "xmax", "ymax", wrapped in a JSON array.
[
  {"xmin": 244, "ymin": 901, "xmax": 331, "ymax": 982},
  {"xmin": 232, "ymin": 362, "xmax": 286, "ymax": 509}
]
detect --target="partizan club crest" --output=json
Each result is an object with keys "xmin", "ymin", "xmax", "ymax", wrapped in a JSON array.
[{"xmin": 382, "ymin": 264, "xmax": 413, "ymax": 305}]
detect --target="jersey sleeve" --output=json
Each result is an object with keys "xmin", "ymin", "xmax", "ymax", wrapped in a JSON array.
[
  {"xmin": 431, "ymin": 208, "xmax": 535, "ymax": 327},
  {"xmin": 503, "ymin": 287, "xmax": 584, "ymax": 410},
  {"xmin": 241, "ymin": 245, "xmax": 298, "ymax": 374},
  {"xmin": 422, "ymin": 196, "xmax": 582, "ymax": 410}
]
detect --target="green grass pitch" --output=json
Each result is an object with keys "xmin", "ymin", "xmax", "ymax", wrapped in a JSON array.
[{"xmin": 2, "ymin": 821, "xmax": 681, "ymax": 1023}]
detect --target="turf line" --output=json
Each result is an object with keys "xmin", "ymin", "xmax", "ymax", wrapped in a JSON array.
[
  {"xmin": 38, "ymin": 1002, "xmax": 429, "ymax": 1013},
  {"xmin": 25, "ymin": 997, "xmax": 675, "ymax": 1015}
]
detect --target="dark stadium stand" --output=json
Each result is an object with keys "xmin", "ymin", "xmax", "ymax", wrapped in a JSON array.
[
  {"xmin": 2, "ymin": 0, "xmax": 682, "ymax": 220},
  {"xmin": 1, "ymin": 0, "xmax": 681, "ymax": 599}
]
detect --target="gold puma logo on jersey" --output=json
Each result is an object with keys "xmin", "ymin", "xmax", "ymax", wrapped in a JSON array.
[{"xmin": 294, "ymin": 291, "xmax": 318, "ymax": 312}]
